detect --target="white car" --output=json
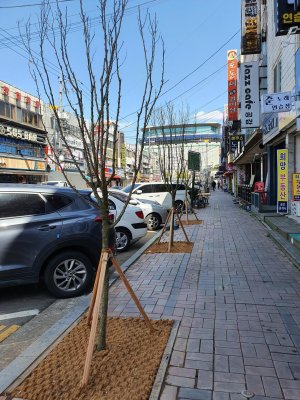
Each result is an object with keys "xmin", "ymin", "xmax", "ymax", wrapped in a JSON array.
[
  {"xmin": 109, "ymin": 189, "xmax": 168, "ymax": 231},
  {"xmin": 122, "ymin": 182, "xmax": 189, "ymax": 210},
  {"xmin": 41, "ymin": 181, "xmax": 69, "ymax": 187},
  {"xmin": 89, "ymin": 190, "xmax": 147, "ymax": 252}
]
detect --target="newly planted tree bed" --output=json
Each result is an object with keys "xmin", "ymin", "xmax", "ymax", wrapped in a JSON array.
[{"xmin": 9, "ymin": 317, "xmax": 172, "ymax": 400}]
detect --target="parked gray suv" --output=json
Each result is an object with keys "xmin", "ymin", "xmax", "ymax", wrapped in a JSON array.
[{"xmin": 0, "ymin": 184, "xmax": 115, "ymax": 298}]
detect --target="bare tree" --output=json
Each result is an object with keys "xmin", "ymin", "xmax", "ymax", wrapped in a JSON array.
[
  {"xmin": 21, "ymin": 0, "xmax": 165, "ymax": 351},
  {"xmin": 151, "ymin": 104, "xmax": 190, "ymax": 250}
]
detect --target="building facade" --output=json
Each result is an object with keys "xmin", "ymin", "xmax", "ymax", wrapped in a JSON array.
[
  {"xmin": 223, "ymin": 0, "xmax": 300, "ymax": 217},
  {"xmin": 0, "ymin": 81, "xmax": 47, "ymax": 183}
]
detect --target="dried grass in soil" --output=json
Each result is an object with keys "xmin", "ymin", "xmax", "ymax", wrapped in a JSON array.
[
  {"xmin": 179, "ymin": 219, "xmax": 203, "ymax": 225},
  {"xmin": 10, "ymin": 317, "xmax": 173, "ymax": 400},
  {"xmin": 145, "ymin": 241, "xmax": 194, "ymax": 254}
]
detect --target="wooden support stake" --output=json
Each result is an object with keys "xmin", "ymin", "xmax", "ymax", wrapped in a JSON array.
[
  {"xmin": 157, "ymin": 207, "xmax": 172, "ymax": 244},
  {"xmin": 109, "ymin": 253, "xmax": 155, "ymax": 333},
  {"xmin": 87, "ymin": 252, "xmax": 104, "ymax": 326},
  {"xmin": 175, "ymin": 209, "xmax": 190, "ymax": 243},
  {"xmin": 80, "ymin": 251, "xmax": 109, "ymax": 388},
  {"xmin": 168, "ymin": 208, "xmax": 174, "ymax": 253}
]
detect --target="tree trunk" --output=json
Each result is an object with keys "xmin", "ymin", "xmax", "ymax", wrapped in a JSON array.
[
  {"xmin": 97, "ymin": 267, "xmax": 109, "ymax": 351},
  {"xmin": 97, "ymin": 210, "xmax": 110, "ymax": 351}
]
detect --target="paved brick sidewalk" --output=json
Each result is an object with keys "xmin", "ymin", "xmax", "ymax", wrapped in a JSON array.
[{"xmin": 108, "ymin": 190, "xmax": 300, "ymax": 400}]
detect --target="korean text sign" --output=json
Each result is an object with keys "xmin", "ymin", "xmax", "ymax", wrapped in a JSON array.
[
  {"xmin": 274, "ymin": 0, "xmax": 300, "ymax": 36},
  {"xmin": 241, "ymin": 0, "xmax": 261, "ymax": 54},
  {"xmin": 227, "ymin": 50, "xmax": 238, "ymax": 121},
  {"xmin": 240, "ymin": 61, "xmax": 260, "ymax": 128},
  {"xmin": 292, "ymin": 173, "xmax": 300, "ymax": 201},
  {"xmin": 261, "ymin": 92, "xmax": 292, "ymax": 114},
  {"xmin": 277, "ymin": 149, "xmax": 288, "ymax": 214}
]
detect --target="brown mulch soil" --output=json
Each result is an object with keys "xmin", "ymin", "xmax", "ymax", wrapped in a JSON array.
[
  {"xmin": 179, "ymin": 219, "xmax": 203, "ymax": 225},
  {"xmin": 10, "ymin": 317, "xmax": 173, "ymax": 400},
  {"xmin": 145, "ymin": 241, "xmax": 194, "ymax": 254}
]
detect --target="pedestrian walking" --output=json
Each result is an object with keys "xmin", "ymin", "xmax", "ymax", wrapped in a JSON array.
[
  {"xmin": 211, "ymin": 180, "xmax": 216, "ymax": 191},
  {"xmin": 217, "ymin": 180, "xmax": 220, "ymax": 189}
]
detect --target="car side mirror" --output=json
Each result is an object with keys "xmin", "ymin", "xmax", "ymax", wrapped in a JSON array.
[
  {"xmin": 129, "ymin": 199, "xmax": 138, "ymax": 205},
  {"xmin": 136, "ymin": 189, "xmax": 142, "ymax": 194}
]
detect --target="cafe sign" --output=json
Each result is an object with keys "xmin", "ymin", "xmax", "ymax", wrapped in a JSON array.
[
  {"xmin": 241, "ymin": 0, "xmax": 261, "ymax": 54},
  {"xmin": 240, "ymin": 61, "xmax": 260, "ymax": 128}
]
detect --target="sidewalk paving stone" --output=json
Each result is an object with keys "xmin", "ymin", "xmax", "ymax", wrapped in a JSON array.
[{"xmin": 3, "ymin": 191, "xmax": 300, "ymax": 399}]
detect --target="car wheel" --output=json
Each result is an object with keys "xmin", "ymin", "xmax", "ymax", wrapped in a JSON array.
[
  {"xmin": 115, "ymin": 227, "xmax": 131, "ymax": 252},
  {"xmin": 44, "ymin": 251, "xmax": 94, "ymax": 298},
  {"xmin": 145, "ymin": 213, "xmax": 162, "ymax": 231},
  {"xmin": 175, "ymin": 200, "xmax": 183, "ymax": 212}
]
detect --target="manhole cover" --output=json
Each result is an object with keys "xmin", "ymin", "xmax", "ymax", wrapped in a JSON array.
[{"xmin": 241, "ymin": 390, "xmax": 255, "ymax": 399}]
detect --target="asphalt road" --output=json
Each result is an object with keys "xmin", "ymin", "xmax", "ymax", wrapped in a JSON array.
[{"xmin": 0, "ymin": 231, "xmax": 157, "ymax": 329}]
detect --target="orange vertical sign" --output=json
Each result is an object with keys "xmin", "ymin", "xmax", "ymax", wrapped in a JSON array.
[{"xmin": 227, "ymin": 50, "xmax": 238, "ymax": 121}]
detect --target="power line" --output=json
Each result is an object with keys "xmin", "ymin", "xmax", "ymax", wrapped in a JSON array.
[
  {"xmin": 0, "ymin": 0, "xmax": 74, "ymax": 9},
  {"xmin": 0, "ymin": 0, "xmax": 164, "ymax": 48},
  {"xmin": 120, "ymin": 62, "xmax": 227, "ymax": 129}
]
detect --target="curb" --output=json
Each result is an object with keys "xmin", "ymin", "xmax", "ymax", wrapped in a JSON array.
[
  {"xmin": 251, "ymin": 211, "xmax": 300, "ymax": 270},
  {"xmin": 149, "ymin": 320, "xmax": 179, "ymax": 400},
  {"xmin": 0, "ymin": 229, "xmax": 162, "ymax": 395}
]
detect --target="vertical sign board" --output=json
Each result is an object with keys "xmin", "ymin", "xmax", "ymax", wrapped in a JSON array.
[
  {"xmin": 188, "ymin": 151, "xmax": 200, "ymax": 171},
  {"xmin": 241, "ymin": 0, "xmax": 261, "ymax": 55},
  {"xmin": 227, "ymin": 50, "xmax": 238, "ymax": 121},
  {"xmin": 277, "ymin": 149, "xmax": 288, "ymax": 213},
  {"xmin": 274, "ymin": 0, "xmax": 300, "ymax": 36},
  {"xmin": 240, "ymin": 61, "xmax": 260, "ymax": 128},
  {"xmin": 292, "ymin": 173, "xmax": 300, "ymax": 201}
]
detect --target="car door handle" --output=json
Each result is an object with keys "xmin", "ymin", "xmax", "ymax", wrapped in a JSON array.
[{"xmin": 37, "ymin": 225, "xmax": 57, "ymax": 231}]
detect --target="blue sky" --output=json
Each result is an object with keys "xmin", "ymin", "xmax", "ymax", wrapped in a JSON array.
[{"xmin": 0, "ymin": 0, "xmax": 241, "ymax": 141}]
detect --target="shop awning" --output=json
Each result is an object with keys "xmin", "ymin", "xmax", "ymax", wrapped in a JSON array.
[
  {"xmin": 105, "ymin": 173, "xmax": 121, "ymax": 179},
  {"xmin": 0, "ymin": 169, "xmax": 46, "ymax": 175},
  {"xmin": 233, "ymin": 129, "xmax": 263, "ymax": 165}
]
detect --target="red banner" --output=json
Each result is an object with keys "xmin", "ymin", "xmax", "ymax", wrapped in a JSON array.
[{"xmin": 227, "ymin": 50, "xmax": 238, "ymax": 121}]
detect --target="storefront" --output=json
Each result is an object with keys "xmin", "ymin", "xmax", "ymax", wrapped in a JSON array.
[
  {"xmin": 0, "ymin": 81, "xmax": 47, "ymax": 183},
  {"xmin": 0, "ymin": 126, "xmax": 47, "ymax": 183}
]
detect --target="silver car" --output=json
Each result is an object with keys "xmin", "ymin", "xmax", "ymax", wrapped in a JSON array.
[{"xmin": 109, "ymin": 189, "xmax": 168, "ymax": 231}]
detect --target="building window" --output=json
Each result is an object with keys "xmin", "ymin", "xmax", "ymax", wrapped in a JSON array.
[{"xmin": 274, "ymin": 61, "xmax": 282, "ymax": 92}]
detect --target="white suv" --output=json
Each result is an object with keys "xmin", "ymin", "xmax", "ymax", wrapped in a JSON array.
[{"xmin": 123, "ymin": 182, "xmax": 189, "ymax": 210}]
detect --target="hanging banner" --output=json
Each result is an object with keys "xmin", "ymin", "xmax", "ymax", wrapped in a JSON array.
[
  {"xmin": 277, "ymin": 149, "xmax": 288, "ymax": 214},
  {"xmin": 227, "ymin": 50, "xmax": 238, "ymax": 121},
  {"xmin": 261, "ymin": 92, "xmax": 292, "ymax": 114},
  {"xmin": 274, "ymin": 0, "xmax": 300, "ymax": 36},
  {"xmin": 240, "ymin": 61, "xmax": 260, "ymax": 128},
  {"xmin": 241, "ymin": 0, "xmax": 261, "ymax": 54},
  {"xmin": 292, "ymin": 173, "xmax": 300, "ymax": 201}
]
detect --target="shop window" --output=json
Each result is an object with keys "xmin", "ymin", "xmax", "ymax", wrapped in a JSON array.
[
  {"xmin": 274, "ymin": 61, "xmax": 282, "ymax": 92},
  {"xmin": 0, "ymin": 101, "xmax": 15, "ymax": 119}
]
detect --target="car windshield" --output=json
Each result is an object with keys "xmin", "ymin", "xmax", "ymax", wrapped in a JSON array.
[
  {"xmin": 122, "ymin": 183, "xmax": 140, "ymax": 193},
  {"xmin": 109, "ymin": 191, "xmax": 128, "ymax": 203}
]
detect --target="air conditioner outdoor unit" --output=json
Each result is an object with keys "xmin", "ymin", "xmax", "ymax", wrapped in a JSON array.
[{"xmin": 291, "ymin": 201, "xmax": 300, "ymax": 217}]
